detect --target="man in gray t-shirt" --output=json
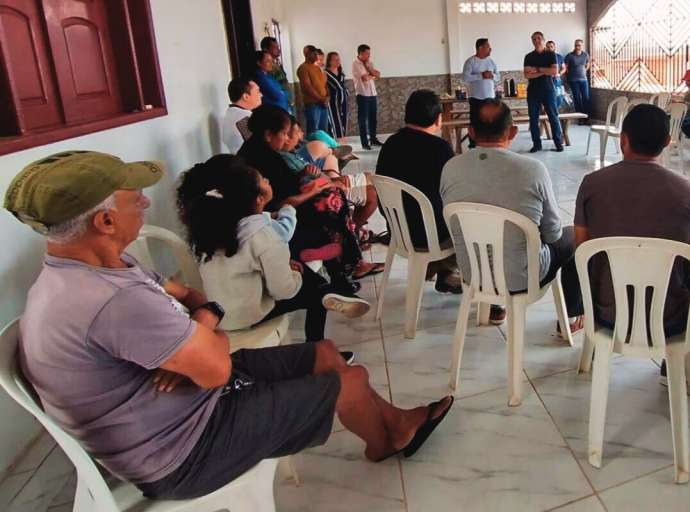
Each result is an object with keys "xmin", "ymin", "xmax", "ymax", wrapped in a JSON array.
[
  {"xmin": 441, "ymin": 99, "xmax": 583, "ymax": 329},
  {"xmin": 6, "ymin": 151, "xmax": 453, "ymax": 500},
  {"xmin": 564, "ymin": 39, "xmax": 590, "ymax": 119}
]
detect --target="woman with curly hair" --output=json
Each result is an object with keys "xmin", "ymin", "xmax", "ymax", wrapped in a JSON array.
[
  {"xmin": 238, "ymin": 104, "xmax": 384, "ymax": 285},
  {"xmin": 177, "ymin": 155, "xmax": 370, "ymax": 347}
]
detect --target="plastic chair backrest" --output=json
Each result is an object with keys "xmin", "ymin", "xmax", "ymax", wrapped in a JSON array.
[
  {"xmin": 669, "ymin": 102, "xmax": 688, "ymax": 142},
  {"xmin": 607, "ymin": 96, "xmax": 629, "ymax": 130},
  {"xmin": 651, "ymin": 92, "xmax": 671, "ymax": 110},
  {"xmin": 0, "ymin": 319, "xmax": 120, "ymax": 512},
  {"xmin": 372, "ymin": 175, "xmax": 444, "ymax": 255},
  {"xmin": 442, "ymin": 202, "xmax": 542, "ymax": 302},
  {"xmin": 127, "ymin": 225, "xmax": 203, "ymax": 291},
  {"xmin": 575, "ymin": 237, "xmax": 690, "ymax": 353},
  {"xmin": 625, "ymin": 98, "xmax": 648, "ymax": 115}
]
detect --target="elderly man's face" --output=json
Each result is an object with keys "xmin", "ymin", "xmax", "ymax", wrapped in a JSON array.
[{"xmin": 110, "ymin": 189, "xmax": 150, "ymax": 246}]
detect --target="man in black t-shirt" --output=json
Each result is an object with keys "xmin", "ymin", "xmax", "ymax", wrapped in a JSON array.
[
  {"xmin": 523, "ymin": 31, "xmax": 563, "ymax": 153},
  {"xmin": 376, "ymin": 90, "xmax": 461, "ymax": 294}
]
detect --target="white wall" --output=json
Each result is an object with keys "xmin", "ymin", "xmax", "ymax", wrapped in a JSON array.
[
  {"xmin": 0, "ymin": 0, "xmax": 230, "ymax": 472},
  {"xmin": 284, "ymin": 0, "xmax": 450, "ymax": 79},
  {"xmin": 455, "ymin": 0, "xmax": 587, "ymax": 72},
  {"xmin": 251, "ymin": 0, "xmax": 295, "ymax": 79}
]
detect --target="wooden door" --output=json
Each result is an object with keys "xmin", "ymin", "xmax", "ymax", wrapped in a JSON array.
[
  {"xmin": 0, "ymin": 0, "xmax": 62, "ymax": 132},
  {"xmin": 41, "ymin": 0, "xmax": 122, "ymax": 124}
]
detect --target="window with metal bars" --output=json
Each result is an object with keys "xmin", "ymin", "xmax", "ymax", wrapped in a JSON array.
[{"xmin": 591, "ymin": 0, "xmax": 690, "ymax": 93}]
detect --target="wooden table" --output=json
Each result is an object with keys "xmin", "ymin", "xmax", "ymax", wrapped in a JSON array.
[
  {"xmin": 440, "ymin": 97, "xmax": 529, "ymax": 150},
  {"xmin": 442, "ymin": 112, "xmax": 588, "ymax": 154}
]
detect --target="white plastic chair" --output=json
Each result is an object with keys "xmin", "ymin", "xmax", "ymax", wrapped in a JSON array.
[
  {"xmin": 0, "ymin": 319, "xmax": 278, "ymax": 511},
  {"xmin": 575, "ymin": 237, "xmax": 690, "ymax": 484},
  {"xmin": 587, "ymin": 96, "xmax": 628, "ymax": 164},
  {"xmin": 651, "ymin": 92, "xmax": 672, "ymax": 110},
  {"xmin": 624, "ymin": 97, "xmax": 648, "ymax": 114},
  {"xmin": 127, "ymin": 225, "xmax": 298, "ymax": 482},
  {"xmin": 663, "ymin": 102, "xmax": 688, "ymax": 172},
  {"xmin": 127, "ymin": 225, "xmax": 293, "ymax": 350},
  {"xmin": 373, "ymin": 175, "xmax": 455, "ymax": 339},
  {"xmin": 443, "ymin": 202, "xmax": 573, "ymax": 406},
  {"xmin": 127, "ymin": 224, "xmax": 203, "ymax": 291}
]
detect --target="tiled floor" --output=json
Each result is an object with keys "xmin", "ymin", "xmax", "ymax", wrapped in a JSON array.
[{"xmin": 2, "ymin": 125, "xmax": 689, "ymax": 511}]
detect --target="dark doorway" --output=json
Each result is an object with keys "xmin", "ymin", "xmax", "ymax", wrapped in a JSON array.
[{"xmin": 221, "ymin": 0, "xmax": 256, "ymax": 77}]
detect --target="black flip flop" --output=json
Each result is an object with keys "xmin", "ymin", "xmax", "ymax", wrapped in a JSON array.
[
  {"xmin": 352, "ymin": 262, "xmax": 385, "ymax": 280},
  {"xmin": 402, "ymin": 396, "xmax": 455, "ymax": 458}
]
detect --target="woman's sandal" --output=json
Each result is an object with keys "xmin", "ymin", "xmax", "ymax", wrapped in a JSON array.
[
  {"xmin": 556, "ymin": 316, "xmax": 584, "ymax": 338},
  {"xmin": 375, "ymin": 396, "xmax": 455, "ymax": 462},
  {"xmin": 352, "ymin": 262, "xmax": 385, "ymax": 280}
]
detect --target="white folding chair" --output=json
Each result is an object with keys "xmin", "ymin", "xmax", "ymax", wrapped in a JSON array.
[
  {"xmin": 663, "ymin": 102, "xmax": 688, "ymax": 173},
  {"xmin": 587, "ymin": 96, "xmax": 628, "ymax": 165},
  {"xmin": 0, "ymin": 319, "xmax": 278, "ymax": 511},
  {"xmin": 443, "ymin": 202, "xmax": 573, "ymax": 407},
  {"xmin": 373, "ymin": 175, "xmax": 455, "ymax": 339},
  {"xmin": 651, "ymin": 92, "xmax": 672, "ymax": 110},
  {"xmin": 575, "ymin": 237, "xmax": 690, "ymax": 484}
]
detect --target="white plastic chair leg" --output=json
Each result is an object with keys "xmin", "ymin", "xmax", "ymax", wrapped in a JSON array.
[
  {"xmin": 666, "ymin": 348, "xmax": 690, "ymax": 484},
  {"xmin": 588, "ymin": 338, "xmax": 613, "ymax": 468},
  {"xmin": 578, "ymin": 334, "xmax": 595, "ymax": 373},
  {"xmin": 476, "ymin": 302, "xmax": 491, "ymax": 326},
  {"xmin": 507, "ymin": 301, "xmax": 526, "ymax": 407},
  {"xmin": 277, "ymin": 456, "xmax": 300, "ymax": 486},
  {"xmin": 599, "ymin": 132, "xmax": 608, "ymax": 164},
  {"xmin": 404, "ymin": 255, "xmax": 428, "ymax": 339},
  {"xmin": 375, "ymin": 247, "xmax": 395, "ymax": 321},
  {"xmin": 551, "ymin": 276, "xmax": 573, "ymax": 347},
  {"xmin": 586, "ymin": 130, "xmax": 592, "ymax": 155},
  {"xmin": 449, "ymin": 294, "xmax": 472, "ymax": 392}
]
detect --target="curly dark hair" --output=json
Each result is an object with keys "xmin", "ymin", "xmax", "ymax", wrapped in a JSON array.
[{"xmin": 177, "ymin": 154, "xmax": 262, "ymax": 262}]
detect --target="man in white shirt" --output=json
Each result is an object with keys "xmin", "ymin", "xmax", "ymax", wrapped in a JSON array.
[
  {"xmin": 352, "ymin": 44, "xmax": 382, "ymax": 150},
  {"xmin": 462, "ymin": 38, "xmax": 500, "ymax": 148},
  {"xmin": 221, "ymin": 77, "xmax": 262, "ymax": 154}
]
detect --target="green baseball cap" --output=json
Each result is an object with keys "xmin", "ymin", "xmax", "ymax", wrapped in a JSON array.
[{"xmin": 4, "ymin": 150, "xmax": 164, "ymax": 235}]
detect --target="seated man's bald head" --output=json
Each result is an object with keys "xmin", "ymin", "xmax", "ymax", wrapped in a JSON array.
[{"xmin": 470, "ymin": 99, "xmax": 517, "ymax": 146}]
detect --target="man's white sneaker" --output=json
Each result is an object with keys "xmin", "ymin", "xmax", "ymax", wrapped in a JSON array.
[{"xmin": 322, "ymin": 294, "xmax": 371, "ymax": 318}]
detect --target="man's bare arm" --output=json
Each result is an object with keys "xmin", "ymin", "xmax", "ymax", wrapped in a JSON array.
[
  {"xmin": 524, "ymin": 66, "xmax": 542, "ymax": 79},
  {"xmin": 574, "ymin": 225, "xmax": 590, "ymax": 247},
  {"xmin": 164, "ymin": 280, "xmax": 206, "ymax": 312}
]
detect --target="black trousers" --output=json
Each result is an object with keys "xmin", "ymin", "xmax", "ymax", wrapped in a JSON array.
[
  {"xmin": 541, "ymin": 226, "xmax": 583, "ymax": 317},
  {"xmin": 510, "ymin": 226, "xmax": 582, "ymax": 317},
  {"xmin": 468, "ymin": 97, "xmax": 482, "ymax": 148},
  {"xmin": 258, "ymin": 265, "xmax": 328, "ymax": 342}
]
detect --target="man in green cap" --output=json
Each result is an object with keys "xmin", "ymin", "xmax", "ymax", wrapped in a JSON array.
[{"xmin": 7, "ymin": 150, "xmax": 453, "ymax": 499}]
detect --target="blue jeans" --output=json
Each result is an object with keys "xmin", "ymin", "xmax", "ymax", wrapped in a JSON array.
[
  {"xmin": 527, "ymin": 87, "xmax": 563, "ymax": 148},
  {"xmin": 304, "ymin": 104, "xmax": 329, "ymax": 135},
  {"xmin": 568, "ymin": 80, "xmax": 590, "ymax": 116},
  {"xmin": 356, "ymin": 95, "xmax": 378, "ymax": 146}
]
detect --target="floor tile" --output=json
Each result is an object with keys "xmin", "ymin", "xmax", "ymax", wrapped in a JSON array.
[
  {"xmin": 0, "ymin": 472, "xmax": 33, "ymax": 510},
  {"xmin": 275, "ymin": 430, "xmax": 405, "ymax": 512},
  {"xmin": 9, "ymin": 433, "xmax": 55, "ymax": 475},
  {"xmin": 400, "ymin": 386, "xmax": 593, "ymax": 512},
  {"xmin": 598, "ymin": 466, "xmax": 690, "ymax": 511},
  {"xmin": 385, "ymin": 323, "xmax": 515, "ymax": 406},
  {"xmin": 8, "ymin": 447, "xmax": 73, "ymax": 512},
  {"xmin": 532, "ymin": 357, "xmax": 688, "ymax": 491},
  {"xmin": 548, "ymin": 495, "xmax": 606, "ymax": 511}
]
